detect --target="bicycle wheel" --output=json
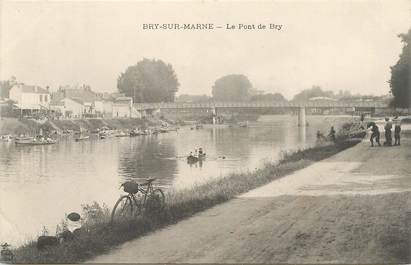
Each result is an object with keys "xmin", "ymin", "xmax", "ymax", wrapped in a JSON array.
[
  {"xmin": 145, "ymin": 189, "xmax": 165, "ymax": 214},
  {"xmin": 111, "ymin": 195, "xmax": 134, "ymax": 224}
]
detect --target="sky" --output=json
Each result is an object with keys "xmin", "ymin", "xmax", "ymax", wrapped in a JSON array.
[{"xmin": 1, "ymin": 1, "xmax": 410, "ymax": 100}]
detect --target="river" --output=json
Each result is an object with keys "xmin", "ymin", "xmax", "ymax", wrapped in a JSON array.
[{"xmin": 0, "ymin": 115, "xmax": 354, "ymax": 245}]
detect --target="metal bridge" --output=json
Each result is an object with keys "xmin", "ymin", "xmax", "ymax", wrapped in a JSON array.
[{"xmin": 134, "ymin": 101, "xmax": 387, "ymax": 110}]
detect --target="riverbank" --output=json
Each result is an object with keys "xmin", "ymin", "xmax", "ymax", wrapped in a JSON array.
[
  {"xmin": 11, "ymin": 139, "xmax": 360, "ymax": 263},
  {"xmin": 0, "ymin": 117, "xmax": 164, "ymax": 135},
  {"xmin": 89, "ymin": 134, "xmax": 411, "ymax": 264}
]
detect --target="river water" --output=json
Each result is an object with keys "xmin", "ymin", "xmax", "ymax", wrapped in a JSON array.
[{"xmin": 0, "ymin": 115, "xmax": 354, "ymax": 245}]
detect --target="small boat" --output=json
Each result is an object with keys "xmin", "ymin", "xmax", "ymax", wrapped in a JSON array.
[
  {"xmin": 187, "ymin": 155, "xmax": 199, "ymax": 163},
  {"xmin": 15, "ymin": 136, "xmax": 56, "ymax": 145},
  {"xmin": 74, "ymin": 135, "xmax": 90, "ymax": 141},
  {"xmin": 238, "ymin": 121, "xmax": 248, "ymax": 128},
  {"xmin": 115, "ymin": 131, "xmax": 128, "ymax": 137},
  {"xmin": 0, "ymin": 135, "xmax": 13, "ymax": 142},
  {"xmin": 187, "ymin": 153, "xmax": 206, "ymax": 163}
]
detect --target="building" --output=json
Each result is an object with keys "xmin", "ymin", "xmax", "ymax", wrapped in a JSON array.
[
  {"xmin": 112, "ymin": 97, "xmax": 133, "ymax": 118},
  {"xmin": 50, "ymin": 97, "xmax": 85, "ymax": 119},
  {"xmin": 9, "ymin": 84, "xmax": 50, "ymax": 110}
]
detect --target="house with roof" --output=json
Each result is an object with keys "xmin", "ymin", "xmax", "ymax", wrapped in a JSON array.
[
  {"xmin": 9, "ymin": 84, "xmax": 50, "ymax": 110},
  {"xmin": 50, "ymin": 97, "xmax": 85, "ymax": 119},
  {"xmin": 113, "ymin": 97, "xmax": 133, "ymax": 118}
]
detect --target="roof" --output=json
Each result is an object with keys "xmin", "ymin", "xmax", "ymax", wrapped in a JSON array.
[
  {"xmin": 309, "ymin": 96, "xmax": 337, "ymax": 101},
  {"xmin": 13, "ymin": 84, "xmax": 49, "ymax": 94},
  {"xmin": 114, "ymin": 97, "xmax": 133, "ymax": 103}
]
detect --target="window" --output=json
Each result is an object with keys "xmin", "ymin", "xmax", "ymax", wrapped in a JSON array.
[
  {"xmin": 40, "ymin": 95, "xmax": 43, "ymax": 102},
  {"xmin": 44, "ymin": 95, "xmax": 48, "ymax": 102}
]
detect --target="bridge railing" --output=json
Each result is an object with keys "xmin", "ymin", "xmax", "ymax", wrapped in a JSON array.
[{"xmin": 133, "ymin": 101, "xmax": 388, "ymax": 110}]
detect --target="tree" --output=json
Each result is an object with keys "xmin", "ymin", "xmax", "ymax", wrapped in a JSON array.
[
  {"xmin": 212, "ymin": 74, "xmax": 252, "ymax": 101},
  {"xmin": 250, "ymin": 92, "xmax": 287, "ymax": 102},
  {"xmin": 389, "ymin": 28, "xmax": 411, "ymax": 108},
  {"xmin": 117, "ymin": 59, "xmax": 179, "ymax": 103},
  {"xmin": 176, "ymin": 94, "xmax": 211, "ymax": 103},
  {"xmin": 0, "ymin": 76, "xmax": 17, "ymax": 99},
  {"xmin": 292, "ymin": 86, "xmax": 335, "ymax": 102}
]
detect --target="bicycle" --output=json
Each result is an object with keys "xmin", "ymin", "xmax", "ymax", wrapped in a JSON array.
[{"xmin": 111, "ymin": 178, "xmax": 165, "ymax": 225}]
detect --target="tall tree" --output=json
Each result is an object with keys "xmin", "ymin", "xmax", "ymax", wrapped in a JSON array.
[
  {"xmin": 292, "ymin": 86, "xmax": 335, "ymax": 102},
  {"xmin": 212, "ymin": 74, "xmax": 252, "ymax": 101},
  {"xmin": 250, "ymin": 92, "xmax": 287, "ymax": 102},
  {"xmin": 117, "ymin": 59, "xmax": 179, "ymax": 103},
  {"xmin": 389, "ymin": 28, "xmax": 411, "ymax": 108},
  {"xmin": 0, "ymin": 76, "xmax": 17, "ymax": 99}
]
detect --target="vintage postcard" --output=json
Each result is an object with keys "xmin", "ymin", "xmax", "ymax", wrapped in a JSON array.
[{"xmin": 0, "ymin": 0, "xmax": 411, "ymax": 263}]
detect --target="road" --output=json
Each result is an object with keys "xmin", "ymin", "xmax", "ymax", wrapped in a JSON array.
[{"xmin": 89, "ymin": 134, "xmax": 411, "ymax": 263}]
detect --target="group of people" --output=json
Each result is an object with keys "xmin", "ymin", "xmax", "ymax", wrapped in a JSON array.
[
  {"xmin": 188, "ymin": 147, "xmax": 205, "ymax": 158},
  {"xmin": 368, "ymin": 116, "xmax": 402, "ymax": 147}
]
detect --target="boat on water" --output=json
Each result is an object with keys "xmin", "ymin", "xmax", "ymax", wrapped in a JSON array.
[
  {"xmin": 74, "ymin": 135, "xmax": 90, "ymax": 141},
  {"xmin": 187, "ymin": 154, "xmax": 206, "ymax": 163},
  {"xmin": 15, "ymin": 136, "xmax": 56, "ymax": 145},
  {"xmin": 0, "ymin": 135, "xmax": 13, "ymax": 142},
  {"xmin": 115, "ymin": 130, "xmax": 129, "ymax": 137}
]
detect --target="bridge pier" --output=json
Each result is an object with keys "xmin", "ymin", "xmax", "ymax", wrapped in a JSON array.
[
  {"xmin": 297, "ymin": 107, "xmax": 306, "ymax": 127},
  {"xmin": 212, "ymin": 107, "xmax": 217, "ymax": 125}
]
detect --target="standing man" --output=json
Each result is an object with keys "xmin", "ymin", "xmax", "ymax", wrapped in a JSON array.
[
  {"xmin": 393, "ymin": 115, "xmax": 402, "ymax": 145},
  {"xmin": 368, "ymin": 122, "xmax": 381, "ymax": 147},
  {"xmin": 328, "ymin": 126, "xmax": 336, "ymax": 143},
  {"xmin": 384, "ymin": 117, "xmax": 393, "ymax": 146}
]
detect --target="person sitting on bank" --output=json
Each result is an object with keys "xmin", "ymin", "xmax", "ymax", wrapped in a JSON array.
[
  {"xmin": 393, "ymin": 115, "xmax": 402, "ymax": 146},
  {"xmin": 384, "ymin": 117, "xmax": 393, "ymax": 146}
]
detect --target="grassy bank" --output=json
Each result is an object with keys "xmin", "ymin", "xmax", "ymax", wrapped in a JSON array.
[{"xmin": 11, "ymin": 139, "xmax": 361, "ymax": 264}]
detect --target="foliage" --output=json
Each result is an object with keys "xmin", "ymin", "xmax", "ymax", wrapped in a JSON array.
[
  {"xmin": 212, "ymin": 74, "xmax": 252, "ymax": 101},
  {"xmin": 117, "ymin": 59, "xmax": 179, "ymax": 103},
  {"xmin": 0, "ymin": 77, "xmax": 16, "ymax": 99},
  {"xmin": 292, "ymin": 86, "xmax": 335, "ymax": 102},
  {"xmin": 250, "ymin": 92, "xmax": 287, "ymax": 102},
  {"xmin": 389, "ymin": 28, "xmax": 411, "ymax": 108},
  {"xmin": 176, "ymin": 94, "xmax": 211, "ymax": 103}
]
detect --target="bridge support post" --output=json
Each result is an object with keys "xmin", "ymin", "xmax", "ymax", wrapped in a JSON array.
[
  {"xmin": 212, "ymin": 107, "xmax": 217, "ymax": 125},
  {"xmin": 298, "ymin": 107, "xmax": 306, "ymax": 127}
]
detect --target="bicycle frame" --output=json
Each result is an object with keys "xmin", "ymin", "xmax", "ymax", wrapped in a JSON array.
[{"xmin": 136, "ymin": 182, "xmax": 154, "ymax": 206}]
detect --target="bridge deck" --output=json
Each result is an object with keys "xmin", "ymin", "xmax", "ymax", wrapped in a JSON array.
[{"xmin": 133, "ymin": 101, "xmax": 387, "ymax": 110}]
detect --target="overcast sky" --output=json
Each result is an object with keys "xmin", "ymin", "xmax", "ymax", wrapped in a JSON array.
[{"xmin": 1, "ymin": 1, "xmax": 410, "ymax": 99}]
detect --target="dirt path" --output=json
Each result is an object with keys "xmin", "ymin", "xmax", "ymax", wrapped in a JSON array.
[{"xmin": 89, "ymin": 135, "xmax": 411, "ymax": 264}]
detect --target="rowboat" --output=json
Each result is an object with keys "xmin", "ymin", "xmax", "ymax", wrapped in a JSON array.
[
  {"xmin": 15, "ymin": 136, "xmax": 56, "ymax": 145},
  {"xmin": 187, "ymin": 153, "xmax": 206, "ymax": 163},
  {"xmin": 74, "ymin": 135, "xmax": 90, "ymax": 141},
  {"xmin": 0, "ymin": 135, "xmax": 13, "ymax": 142}
]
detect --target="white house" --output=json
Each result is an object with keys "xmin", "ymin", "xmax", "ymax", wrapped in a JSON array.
[
  {"xmin": 112, "ymin": 97, "xmax": 133, "ymax": 118},
  {"xmin": 50, "ymin": 97, "xmax": 85, "ymax": 119},
  {"xmin": 9, "ymin": 84, "xmax": 50, "ymax": 110}
]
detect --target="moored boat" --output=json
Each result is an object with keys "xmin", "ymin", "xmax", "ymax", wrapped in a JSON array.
[
  {"xmin": 15, "ymin": 136, "xmax": 56, "ymax": 145},
  {"xmin": 0, "ymin": 135, "xmax": 13, "ymax": 142},
  {"xmin": 74, "ymin": 135, "xmax": 90, "ymax": 141}
]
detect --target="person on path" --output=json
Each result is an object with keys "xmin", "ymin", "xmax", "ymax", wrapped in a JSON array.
[
  {"xmin": 368, "ymin": 122, "xmax": 381, "ymax": 147},
  {"xmin": 328, "ymin": 126, "xmax": 336, "ymax": 143},
  {"xmin": 384, "ymin": 117, "xmax": 392, "ymax": 146},
  {"xmin": 393, "ymin": 115, "xmax": 402, "ymax": 146}
]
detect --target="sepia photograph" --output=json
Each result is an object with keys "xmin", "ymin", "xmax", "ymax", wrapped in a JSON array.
[{"xmin": 0, "ymin": 0, "xmax": 411, "ymax": 263}]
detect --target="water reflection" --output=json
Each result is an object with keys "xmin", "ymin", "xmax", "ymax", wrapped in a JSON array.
[{"xmin": 118, "ymin": 137, "xmax": 177, "ymax": 187}]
